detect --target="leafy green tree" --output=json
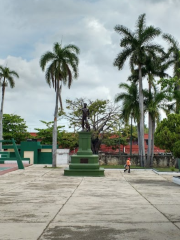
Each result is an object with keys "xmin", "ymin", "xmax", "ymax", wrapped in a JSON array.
[
  {"xmin": 3, "ymin": 114, "xmax": 30, "ymax": 144},
  {"xmin": 40, "ymin": 42, "xmax": 80, "ymax": 167},
  {"xmin": 114, "ymin": 13, "xmax": 163, "ymax": 165},
  {"xmin": 35, "ymin": 121, "xmax": 78, "ymax": 151},
  {"xmin": 60, "ymin": 132, "xmax": 78, "ymax": 151},
  {"xmin": 154, "ymin": 114, "xmax": 180, "ymax": 157},
  {"xmin": 0, "ymin": 66, "xmax": 19, "ymax": 150},
  {"xmin": 64, "ymin": 98, "xmax": 121, "ymax": 153},
  {"xmin": 35, "ymin": 121, "xmax": 64, "ymax": 145}
]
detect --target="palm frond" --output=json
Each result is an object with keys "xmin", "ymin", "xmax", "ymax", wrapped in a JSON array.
[
  {"xmin": 40, "ymin": 52, "xmax": 56, "ymax": 71},
  {"xmin": 114, "ymin": 47, "xmax": 133, "ymax": 70},
  {"xmin": 141, "ymin": 26, "xmax": 161, "ymax": 43},
  {"xmin": 136, "ymin": 13, "xmax": 146, "ymax": 37}
]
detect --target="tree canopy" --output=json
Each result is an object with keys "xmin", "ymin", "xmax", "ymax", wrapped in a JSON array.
[
  {"xmin": 3, "ymin": 114, "xmax": 30, "ymax": 144},
  {"xmin": 154, "ymin": 114, "xmax": 180, "ymax": 157},
  {"xmin": 35, "ymin": 120, "xmax": 78, "ymax": 150}
]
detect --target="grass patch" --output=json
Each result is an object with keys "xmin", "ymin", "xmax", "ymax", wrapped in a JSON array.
[{"xmin": 153, "ymin": 167, "xmax": 179, "ymax": 172}]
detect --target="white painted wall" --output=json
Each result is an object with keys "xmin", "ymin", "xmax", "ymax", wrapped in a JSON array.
[{"xmin": 56, "ymin": 149, "xmax": 70, "ymax": 165}]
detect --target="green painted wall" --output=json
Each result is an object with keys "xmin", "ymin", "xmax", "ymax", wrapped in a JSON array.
[
  {"xmin": 2, "ymin": 141, "xmax": 53, "ymax": 164},
  {"xmin": 38, "ymin": 152, "xmax": 52, "ymax": 164}
]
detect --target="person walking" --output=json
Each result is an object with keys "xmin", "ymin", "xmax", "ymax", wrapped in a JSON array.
[{"xmin": 124, "ymin": 157, "xmax": 131, "ymax": 173}]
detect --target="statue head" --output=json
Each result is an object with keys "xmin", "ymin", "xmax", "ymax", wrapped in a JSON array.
[{"xmin": 84, "ymin": 103, "xmax": 87, "ymax": 108}]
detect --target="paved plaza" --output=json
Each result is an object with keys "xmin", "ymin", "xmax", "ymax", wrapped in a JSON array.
[{"xmin": 0, "ymin": 165, "xmax": 180, "ymax": 240}]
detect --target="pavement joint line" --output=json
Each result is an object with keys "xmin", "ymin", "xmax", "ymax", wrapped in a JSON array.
[
  {"xmin": 37, "ymin": 176, "xmax": 84, "ymax": 240},
  {"xmin": 123, "ymin": 172, "xmax": 180, "ymax": 231}
]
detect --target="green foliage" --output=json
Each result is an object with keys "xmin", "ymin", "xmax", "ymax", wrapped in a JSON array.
[
  {"xmin": 60, "ymin": 132, "xmax": 78, "ymax": 150},
  {"xmin": 154, "ymin": 114, "xmax": 180, "ymax": 157},
  {"xmin": 39, "ymin": 42, "xmax": 80, "ymax": 111},
  {"xmin": 0, "ymin": 66, "xmax": 19, "ymax": 89},
  {"xmin": 170, "ymin": 166, "xmax": 175, "ymax": 171},
  {"xmin": 35, "ymin": 121, "xmax": 78, "ymax": 150},
  {"xmin": 115, "ymin": 82, "xmax": 140, "ymax": 123},
  {"xmin": 35, "ymin": 121, "xmax": 64, "ymax": 145},
  {"xmin": 3, "ymin": 114, "xmax": 31, "ymax": 143}
]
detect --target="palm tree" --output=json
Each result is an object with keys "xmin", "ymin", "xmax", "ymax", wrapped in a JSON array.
[
  {"xmin": 0, "ymin": 66, "xmax": 19, "ymax": 150},
  {"xmin": 163, "ymin": 34, "xmax": 180, "ymax": 113},
  {"xmin": 115, "ymin": 82, "xmax": 140, "ymax": 157},
  {"xmin": 144, "ymin": 87, "xmax": 167, "ymax": 166},
  {"xmin": 128, "ymin": 55, "xmax": 169, "ymax": 166},
  {"xmin": 40, "ymin": 42, "xmax": 80, "ymax": 167},
  {"xmin": 114, "ymin": 13, "xmax": 163, "ymax": 166}
]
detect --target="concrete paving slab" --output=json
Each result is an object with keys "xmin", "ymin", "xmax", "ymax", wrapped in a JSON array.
[
  {"xmin": 0, "ymin": 166, "xmax": 180, "ymax": 240},
  {"xmin": 39, "ymin": 222, "xmax": 180, "ymax": 240},
  {"xmin": 0, "ymin": 203, "xmax": 63, "ymax": 223},
  {"xmin": 54, "ymin": 202, "xmax": 168, "ymax": 223},
  {"xmin": 0, "ymin": 223, "xmax": 45, "ymax": 240}
]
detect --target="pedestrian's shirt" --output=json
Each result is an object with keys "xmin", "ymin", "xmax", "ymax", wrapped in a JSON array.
[{"xmin": 126, "ymin": 160, "xmax": 131, "ymax": 166}]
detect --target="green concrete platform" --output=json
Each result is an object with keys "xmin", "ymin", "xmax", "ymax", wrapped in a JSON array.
[{"xmin": 64, "ymin": 132, "xmax": 104, "ymax": 177}]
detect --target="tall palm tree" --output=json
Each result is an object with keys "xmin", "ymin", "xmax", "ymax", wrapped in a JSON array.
[
  {"xmin": 114, "ymin": 13, "xmax": 163, "ymax": 166},
  {"xmin": 144, "ymin": 87, "xmax": 167, "ymax": 166},
  {"xmin": 115, "ymin": 82, "xmax": 140, "ymax": 157},
  {"xmin": 40, "ymin": 42, "xmax": 80, "ymax": 167},
  {"xmin": 0, "ymin": 66, "xmax": 19, "ymax": 150},
  {"xmin": 128, "ymin": 55, "xmax": 169, "ymax": 165}
]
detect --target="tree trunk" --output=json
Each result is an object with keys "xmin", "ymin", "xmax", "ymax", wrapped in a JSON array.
[
  {"xmin": 52, "ymin": 81, "xmax": 59, "ymax": 167},
  {"xmin": 137, "ymin": 122, "xmax": 141, "ymax": 162},
  {"xmin": 147, "ymin": 113, "xmax": 152, "ymax": 167},
  {"xmin": 138, "ymin": 65, "xmax": 145, "ymax": 166},
  {"xmin": 130, "ymin": 115, "xmax": 132, "ymax": 156},
  {"xmin": 150, "ymin": 120, "xmax": 155, "ymax": 166},
  {"xmin": 0, "ymin": 82, "xmax": 5, "ymax": 151},
  {"xmin": 59, "ymin": 83, "xmax": 63, "ymax": 111}
]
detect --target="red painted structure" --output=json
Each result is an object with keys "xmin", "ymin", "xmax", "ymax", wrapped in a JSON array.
[
  {"xmin": 29, "ymin": 132, "xmax": 165, "ymax": 155},
  {"xmin": 100, "ymin": 133, "xmax": 165, "ymax": 155}
]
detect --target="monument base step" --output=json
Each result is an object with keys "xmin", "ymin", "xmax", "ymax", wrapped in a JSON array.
[
  {"xmin": 69, "ymin": 163, "xmax": 99, "ymax": 169},
  {"xmin": 64, "ymin": 167, "xmax": 105, "ymax": 177}
]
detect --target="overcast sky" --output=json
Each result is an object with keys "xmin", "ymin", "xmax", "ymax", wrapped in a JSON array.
[{"xmin": 0, "ymin": 0, "xmax": 179, "ymax": 132}]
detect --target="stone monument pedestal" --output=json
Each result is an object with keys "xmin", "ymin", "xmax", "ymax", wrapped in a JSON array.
[{"xmin": 64, "ymin": 132, "xmax": 104, "ymax": 177}]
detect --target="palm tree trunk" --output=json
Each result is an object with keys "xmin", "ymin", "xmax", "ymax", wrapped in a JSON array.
[
  {"xmin": 137, "ymin": 122, "xmax": 141, "ymax": 161},
  {"xmin": 150, "ymin": 120, "xmax": 155, "ymax": 166},
  {"xmin": 0, "ymin": 82, "xmax": 5, "ymax": 151},
  {"xmin": 130, "ymin": 115, "xmax": 132, "ymax": 155},
  {"xmin": 59, "ymin": 82, "xmax": 63, "ymax": 111},
  {"xmin": 52, "ymin": 81, "xmax": 59, "ymax": 167},
  {"xmin": 138, "ymin": 65, "xmax": 145, "ymax": 166},
  {"xmin": 147, "ymin": 113, "xmax": 152, "ymax": 167}
]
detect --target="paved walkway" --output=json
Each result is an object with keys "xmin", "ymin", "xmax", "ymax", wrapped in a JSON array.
[
  {"xmin": 0, "ymin": 165, "xmax": 180, "ymax": 240},
  {"xmin": 0, "ymin": 164, "xmax": 30, "ymax": 175}
]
